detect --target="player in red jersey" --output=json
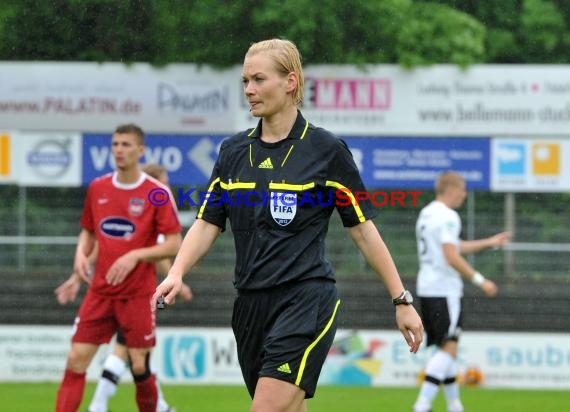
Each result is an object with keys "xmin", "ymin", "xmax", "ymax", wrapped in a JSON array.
[
  {"xmin": 55, "ymin": 124, "xmax": 182, "ymax": 412},
  {"xmin": 55, "ymin": 163, "xmax": 190, "ymax": 412}
]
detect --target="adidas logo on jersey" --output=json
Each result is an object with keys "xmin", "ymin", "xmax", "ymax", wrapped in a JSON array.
[
  {"xmin": 258, "ymin": 157, "xmax": 273, "ymax": 169},
  {"xmin": 277, "ymin": 363, "xmax": 292, "ymax": 374}
]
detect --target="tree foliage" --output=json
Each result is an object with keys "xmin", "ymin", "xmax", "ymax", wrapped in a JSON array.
[
  {"xmin": 396, "ymin": 2, "xmax": 485, "ymax": 67},
  {"xmin": 0, "ymin": 0, "xmax": 158, "ymax": 62},
  {"xmin": 0, "ymin": 0, "xmax": 568, "ymax": 66},
  {"xmin": 432, "ymin": 0, "xmax": 569, "ymax": 63}
]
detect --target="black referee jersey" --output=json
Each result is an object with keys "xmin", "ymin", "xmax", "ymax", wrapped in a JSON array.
[{"xmin": 198, "ymin": 111, "xmax": 377, "ymax": 290}]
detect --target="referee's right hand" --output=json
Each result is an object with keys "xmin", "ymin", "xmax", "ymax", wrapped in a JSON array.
[
  {"xmin": 396, "ymin": 305, "xmax": 424, "ymax": 353},
  {"xmin": 151, "ymin": 273, "xmax": 182, "ymax": 312}
]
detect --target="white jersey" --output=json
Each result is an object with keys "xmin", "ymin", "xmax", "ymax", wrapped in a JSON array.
[{"xmin": 416, "ymin": 200, "xmax": 464, "ymax": 297}]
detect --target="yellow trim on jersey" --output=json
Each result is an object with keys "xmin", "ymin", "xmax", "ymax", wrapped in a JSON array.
[
  {"xmin": 220, "ymin": 181, "xmax": 256, "ymax": 190},
  {"xmin": 326, "ymin": 180, "xmax": 366, "ymax": 223},
  {"xmin": 299, "ymin": 119, "xmax": 309, "ymax": 140},
  {"xmin": 247, "ymin": 120, "xmax": 308, "ymax": 168},
  {"xmin": 295, "ymin": 299, "xmax": 341, "ymax": 386},
  {"xmin": 246, "ymin": 120, "xmax": 306, "ymax": 139},
  {"xmin": 268, "ymin": 182, "xmax": 315, "ymax": 191},
  {"xmin": 280, "ymin": 120, "xmax": 308, "ymax": 166},
  {"xmin": 248, "ymin": 127, "xmax": 256, "ymax": 167},
  {"xmin": 281, "ymin": 145, "xmax": 295, "ymax": 167},
  {"xmin": 197, "ymin": 177, "xmax": 220, "ymax": 218}
]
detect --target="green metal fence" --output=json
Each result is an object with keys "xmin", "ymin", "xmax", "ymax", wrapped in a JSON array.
[{"xmin": 2, "ymin": 185, "xmax": 569, "ymax": 280}]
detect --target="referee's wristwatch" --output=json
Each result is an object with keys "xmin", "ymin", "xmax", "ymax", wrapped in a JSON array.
[{"xmin": 392, "ymin": 290, "xmax": 414, "ymax": 306}]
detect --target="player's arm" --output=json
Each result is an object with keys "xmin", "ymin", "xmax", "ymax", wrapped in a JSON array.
[
  {"xmin": 106, "ymin": 232, "xmax": 182, "ymax": 286},
  {"xmin": 156, "ymin": 258, "xmax": 171, "ymax": 277},
  {"xmin": 459, "ymin": 231, "xmax": 511, "ymax": 254},
  {"xmin": 152, "ymin": 219, "xmax": 221, "ymax": 310},
  {"xmin": 58, "ymin": 229, "xmax": 96, "ymax": 303},
  {"xmin": 443, "ymin": 243, "xmax": 498, "ymax": 297},
  {"xmin": 74, "ymin": 229, "xmax": 96, "ymax": 283},
  {"xmin": 54, "ymin": 272, "xmax": 83, "ymax": 305},
  {"xmin": 88, "ymin": 241, "xmax": 99, "ymax": 269},
  {"xmin": 134, "ymin": 232, "xmax": 183, "ymax": 263},
  {"xmin": 349, "ymin": 220, "xmax": 423, "ymax": 353}
]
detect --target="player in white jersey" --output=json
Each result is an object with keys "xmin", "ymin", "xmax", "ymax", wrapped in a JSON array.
[{"xmin": 412, "ymin": 171, "xmax": 510, "ymax": 412}]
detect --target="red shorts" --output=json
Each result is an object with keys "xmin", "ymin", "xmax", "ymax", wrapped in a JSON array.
[{"xmin": 72, "ymin": 290, "xmax": 156, "ymax": 348}]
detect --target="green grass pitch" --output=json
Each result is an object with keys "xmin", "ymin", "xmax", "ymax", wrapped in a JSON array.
[{"xmin": 2, "ymin": 383, "xmax": 567, "ymax": 411}]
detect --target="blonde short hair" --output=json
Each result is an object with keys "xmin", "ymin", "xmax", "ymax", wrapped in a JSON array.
[
  {"xmin": 435, "ymin": 171, "xmax": 465, "ymax": 195},
  {"xmin": 142, "ymin": 163, "xmax": 166, "ymax": 180},
  {"xmin": 246, "ymin": 38, "xmax": 304, "ymax": 106}
]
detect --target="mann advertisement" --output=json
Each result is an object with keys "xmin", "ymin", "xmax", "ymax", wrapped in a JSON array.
[{"xmin": 3, "ymin": 63, "xmax": 570, "ymax": 136}]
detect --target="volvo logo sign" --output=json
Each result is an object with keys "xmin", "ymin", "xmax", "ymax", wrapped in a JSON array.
[{"xmin": 27, "ymin": 138, "xmax": 72, "ymax": 179}]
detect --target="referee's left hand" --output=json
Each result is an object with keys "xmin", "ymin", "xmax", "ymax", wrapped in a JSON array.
[{"xmin": 396, "ymin": 305, "xmax": 424, "ymax": 353}]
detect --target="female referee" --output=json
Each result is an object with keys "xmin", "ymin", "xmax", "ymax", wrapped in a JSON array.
[{"xmin": 152, "ymin": 38, "xmax": 423, "ymax": 412}]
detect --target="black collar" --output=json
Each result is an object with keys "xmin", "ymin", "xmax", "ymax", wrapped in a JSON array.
[{"xmin": 247, "ymin": 110, "xmax": 308, "ymax": 141}]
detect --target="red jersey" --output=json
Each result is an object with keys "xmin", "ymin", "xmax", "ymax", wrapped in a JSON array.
[{"xmin": 80, "ymin": 172, "xmax": 181, "ymax": 297}]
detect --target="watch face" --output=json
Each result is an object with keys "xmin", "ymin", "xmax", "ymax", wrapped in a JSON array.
[{"xmin": 394, "ymin": 290, "xmax": 413, "ymax": 305}]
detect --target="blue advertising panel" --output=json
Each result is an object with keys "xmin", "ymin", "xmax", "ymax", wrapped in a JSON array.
[
  {"xmin": 342, "ymin": 137, "xmax": 490, "ymax": 190},
  {"xmin": 83, "ymin": 134, "xmax": 490, "ymax": 190},
  {"xmin": 82, "ymin": 134, "xmax": 227, "ymax": 186}
]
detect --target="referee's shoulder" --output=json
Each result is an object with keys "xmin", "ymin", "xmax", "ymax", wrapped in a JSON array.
[
  {"xmin": 307, "ymin": 124, "xmax": 344, "ymax": 150},
  {"xmin": 219, "ymin": 129, "xmax": 253, "ymax": 151}
]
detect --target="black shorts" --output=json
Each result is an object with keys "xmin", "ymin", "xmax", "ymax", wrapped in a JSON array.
[
  {"xmin": 116, "ymin": 329, "xmax": 127, "ymax": 345},
  {"xmin": 231, "ymin": 279, "xmax": 340, "ymax": 399},
  {"xmin": 419, "ymin": 296, "xmax": 463, "ymax": 347}
]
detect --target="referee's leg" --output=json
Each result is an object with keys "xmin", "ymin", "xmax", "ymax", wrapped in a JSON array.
[{"xmin": 251, "ymin": 377, "xmax": 306, "ymax": 412}]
